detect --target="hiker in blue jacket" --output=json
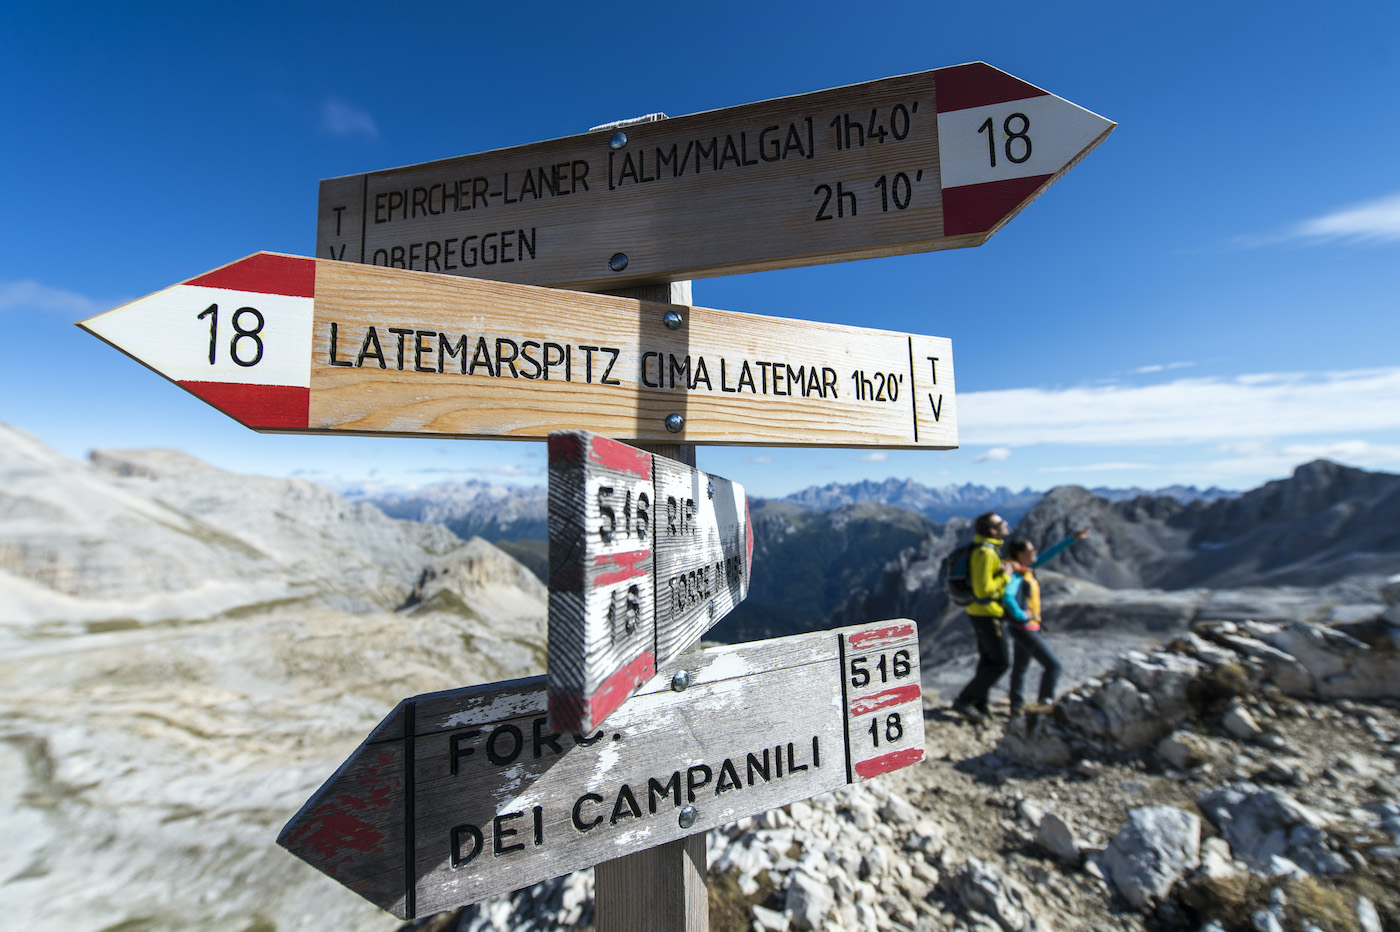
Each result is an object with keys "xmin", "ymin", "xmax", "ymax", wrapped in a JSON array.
[{"xmin": 1001, "ymin": 526, "xmax": 1090, "ymax": 716}]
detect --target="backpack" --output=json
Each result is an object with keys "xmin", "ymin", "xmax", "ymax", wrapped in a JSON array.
[{"xmin": 940, "ymin": 541, "xmax": 990, "ymax": 605}]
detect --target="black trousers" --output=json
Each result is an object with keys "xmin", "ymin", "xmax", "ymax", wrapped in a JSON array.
[
  {"xmin": 955, "ymin": 614, "xmax": 1009, "ymax": 710},
  {"xmin": 1008, "ymin": 626, "xmax": 1063, "ymax": 707}
]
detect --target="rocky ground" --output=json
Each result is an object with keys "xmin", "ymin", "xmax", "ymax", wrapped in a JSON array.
[{"xmin": 419, "ymin": 575, "xmax": 1400, "ymax": 932}]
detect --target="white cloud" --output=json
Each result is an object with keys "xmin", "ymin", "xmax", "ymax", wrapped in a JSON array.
[
  {"xmin": 0, "ymin": 280, "xmax": 102, "ymax": 316},
  {"xmin": 1204, "ymin": 438, "xmax": 1400, "ymax": 478},
  {"xmin": 958, "ymin": 368, "xmax": 1400, "ymax": 446},
  {"xmin": 1039, "ymin": 461, "xmax": 1152, "ymax": 473},
  {"xmin": 1133, "ymin": 361, "xmax": 1195, "ymax": 375},
  {"xmin": 1291, "ymin": 191, "xmax": 1400, "ymax": 244},
  {"xmin": 858, "ymin": 451, "xmax": 889, "ymax": 463},
  {"xmin": 320, "ymin": 98, "xmax": 378, "ymax": 139},
  {"xmin": 972, "ymin": 447, "xmax": 1011, "ymax": 463},
  {"xmin": 743, "ymin": 456, "xmax": 773, "ymax": 464}
]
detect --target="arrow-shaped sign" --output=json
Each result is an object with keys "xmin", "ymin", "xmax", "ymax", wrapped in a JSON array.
[
  {"xmin": 77, "ymin": 255, "xmax": 957, "ymax": 448},
  {"xmin": 278, "ymin": 620, "xmax": 924, "ymax": 920},
  {"xmin": 318, "ymin": 62, "xmax": 1113, "ymax": 290},
  {"xmin": 545, "ymin": 431, "xmax": 751, "ymax": 733}
]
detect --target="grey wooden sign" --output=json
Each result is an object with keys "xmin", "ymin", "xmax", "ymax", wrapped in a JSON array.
[
  {"xmin": 545, "ymin": 431, "xmax": 751, "ymax": 733},
  {"xmin": 317, "ymin": 62, "xmax": 1113, "ymax": 291},
  {"xmin": 278, "ymin": 620, "xmax": 925, "ymax": 920}
]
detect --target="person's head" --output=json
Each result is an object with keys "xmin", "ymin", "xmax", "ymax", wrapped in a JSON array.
[
  {"xmin": 1005, "ymin": 538, "xmax": 1036, "ymax": 564},
  {"xmin": 974, "ymin": 512, "xmax": 1010, "ymax": 538}
]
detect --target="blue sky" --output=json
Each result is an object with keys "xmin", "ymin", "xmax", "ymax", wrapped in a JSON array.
[{"xmin": 3, "ymin": 1, "xmax": 1397, "ymax": 498}]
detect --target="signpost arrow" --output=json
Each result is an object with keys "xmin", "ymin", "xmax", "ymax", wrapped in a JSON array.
[
  {"xmin": 317, "ymin": 62, "xmax": 1113, "ymax": 290},
  {"xmin": 278, "ymin": 620, "xmax": 924, "ymax": 920},
  {"xmin": 545, "ymin": 431, "xmax": 751, "ymax": 734},
  {"xmin": 76, "ymin": 254, "xmax": 957, "ymax": 448}
]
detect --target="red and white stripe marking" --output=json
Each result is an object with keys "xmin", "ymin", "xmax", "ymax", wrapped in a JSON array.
[
  {"xmin": 81, "ymin": 253, "xmax": 315, "ymax": 429},
  {"xmin": 936, "ymin": 63, "xmax": 1115, "ymax": 236},
  {"xmin": 843, "ymin": 621, "xmax": 926, "ymax": 781}
]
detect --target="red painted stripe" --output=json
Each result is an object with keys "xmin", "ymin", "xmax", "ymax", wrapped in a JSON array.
[
  {"xmin": 849, "ymin": 684, "xmax": 922, "ymax": 717},
  {"xmin": 278, "ymin": 748, "xmax": 399, "ymax": 873},
  {"xmin": 586, "ymin": 650, "xmax": 656, "ymax": 729},
  {"xmin": 942, "ymin": 175, "xmax": 1052, "ymax": 237},
  {"xmin": 848, "ymin": 623, "xmax": 915, "ymax": 651},
  {"xmin": 588, "ymin": 435, "xmax": 651, "ymax": 480},
  {"xmin": 179, "ymin": 381, "xmax": 310, "ymax": 429},
  {"xmin": 744, "ymin": 500, "xmax": 754, "ymax": 588},
  {"xmin": 549, "ymin": 431, "xmax": 584, "ymax": 464},
  {"xmin": 935, "ymin": 62, "xmax": 1047, "ymax": 113},
  {"xmin": 593, "ymin": 550, "xmax": 651, "ymax": 587},
  {"xmin": 187, "ymin": 253, "xmax": 316, "ymax": 298},
  {"xmin": 854, "ymin": 747, "xmax": 924, "ymax": 779}
]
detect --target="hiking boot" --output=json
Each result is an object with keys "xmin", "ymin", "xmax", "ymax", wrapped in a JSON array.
[
  {"xmin": 952, "ymin": 701, "xmax": 988, "ymax": 722},
  {"xmin": 1008, "ymin": 703, "xmax": 1024, "ymax": 718}
]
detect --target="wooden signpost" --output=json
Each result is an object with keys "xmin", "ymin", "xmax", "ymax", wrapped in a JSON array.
[
  {"xmin": 75, "ymin": 253, "xmax": 957, "ymax": 449},
  {"xmin": 317, "ymin": 62, "xmax": 1113, "ymax": 290},
  {"xmin": 277, "ymin": 620, "xmax": 924, "ymax": 920},
  {"xmin": 545, "ymin": 431, "xmax": 751, "ymax": 734},
  {"xmin": 77, "ymin": 60, "xmax": 1113, "ymax": 932}
]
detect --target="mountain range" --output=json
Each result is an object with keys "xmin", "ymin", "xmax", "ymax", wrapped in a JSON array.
[
  {"xmin": 4, "ymin": 422, "xmax": 1399, "ymax": 931},
  {"xmin": 0, "ymin": 423, "xmax": 548, "ymax": 931},
  {"xmin": 346, "ymin": 474, "xmax": 1238, "ymax": 547}
]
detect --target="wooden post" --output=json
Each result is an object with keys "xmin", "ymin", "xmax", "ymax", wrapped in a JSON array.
[
  {"xmin": 591, "ymin": 168, "xmax": 706, "ymax": 928},
  {"xmin": 593, "ymin": 279, "xmax": 706, "ymax": 932},
  {"xmin": 595, "ymin": 833, "xmax": 708, "ymax": 932}
]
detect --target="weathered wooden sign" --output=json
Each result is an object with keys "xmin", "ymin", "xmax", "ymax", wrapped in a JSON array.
[
  {"xmin": 278, "ymin": 620, "xmax": 924, "ymax": 919},
  {"xmin": 317, "ymin": 62, "xmax": 1112, "ymax": 290},
  {"xmin": 546, "ymin": 431, "xmax": 751, "ymax": 733},
  {"xmin": 76, "ymin": 253, "xmax": 956, "ymax": 448}
]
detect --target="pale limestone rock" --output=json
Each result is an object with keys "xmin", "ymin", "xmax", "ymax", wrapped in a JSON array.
[
  {"xmin": 1035, "ymin": 811, "xmax": 1081, "ymax": 863},
  {"xmin": 753, "ymin": 903, "xmax": 790, "ymax": 931},
  {"xmin": 1157, "ymin": 730, "xmax": 1212, "ymax": 770},
  {"xmin": 1223, "ymin": 702, "xmax": 1265, "ymax": 741},
  {"xmin": 1358, "ymin": 896, "xmax": 1383, "ymax": 932},
  {"xmin": 785, "ymin": 870, "xmax": 835, "ymax": 930},
  {"xmin": 945, "ymin": 858, "xmax": 1031, "ymax": 932},
  {"xmin": 1100, "ymin": 806, "xmax": 1201, "ymax": 910}
]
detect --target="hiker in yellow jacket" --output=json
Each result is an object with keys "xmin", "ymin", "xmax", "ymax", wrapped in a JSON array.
[{"xmin": 951, "ymin": 513, "xmax": 1013, "ymax": 721}]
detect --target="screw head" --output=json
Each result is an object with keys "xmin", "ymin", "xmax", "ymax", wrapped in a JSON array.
[
  {"xmin": 609, "ymin": 131, "xmax": 628, "ymax": 150},
  {"xmin": 665, "ymin": 413, "xmax": 685, "ymax": 433},
  {"xmin": 608, "ymin": 253, "xmax": 629, "ymax": 272},
  {"xmin": 678, "ymin": 806, "xmax": 698, "ymax": 829},
  {"xmin": 663, "ymin": 310, "xmax": 684, "ymax": 330},
  {"xmin": 671, "ymin": 670, "xmax": 691, "ymax": 692}
]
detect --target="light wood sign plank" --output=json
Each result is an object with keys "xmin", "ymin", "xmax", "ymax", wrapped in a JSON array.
[
  {"xmin": 546, "ymin": 431, "xmax": 752, "ymax": 734},
  {"xmin": 278, "ymin": 620, "xmax": 925, "ymax": 920},
  {"xmin": 317, "ymin": 62, "xmax": 1113, "ymax": 290},
  {"xmin": 76, "ymin": 254, "xmax": 956, "ymax": 448}
]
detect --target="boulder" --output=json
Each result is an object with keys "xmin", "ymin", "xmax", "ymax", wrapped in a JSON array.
[
  {"xmin": 944, "ymin": 858, "xmax": 1031, "ymax": 932},
  {"xmin": 1036, "ymin": 811, "xmax": 1081, "ymax": 864},
  {"xmin": 784, "ymin": 870, "xmax": 835, "ymax": 930},
  {"xmin": 1197, "ymin": 783, "xmax": 1346, "ymax": 877},
  {"xmin": 1116, "ymin": 650, "xmax": 1204, "ymax": 721},
  {"xmin": 1245, "ymin": 621, "xmax": 1400, "ymax": 700},
  {"xmin": 1100, "ymin": 806, "xmax": 1201, "ymax": 910},
  {"xmin": 1381, "ymin": 573, "xmax": 1400, "ymax": 607},
  {"xmin": 1157, "ymin": 730, "xmax": 1212, "ymax": 770},
  {"xmin": 1222, "ymin": 701, "xmax": 1265, "ymax": 741}
]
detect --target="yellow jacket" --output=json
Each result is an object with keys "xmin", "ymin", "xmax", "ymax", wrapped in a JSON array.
[{"xmin": 966, "ymin": 535, "xmax": 1008, "ymax": 617}]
